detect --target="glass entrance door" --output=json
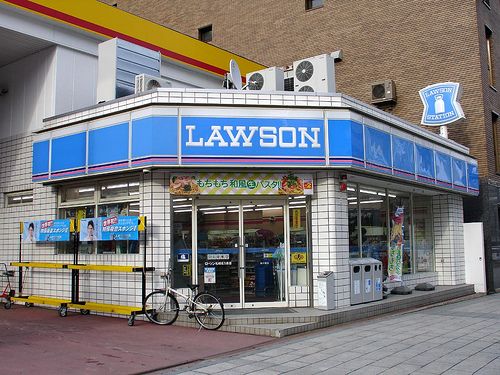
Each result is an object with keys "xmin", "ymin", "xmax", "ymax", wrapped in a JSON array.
[
  {"xmin": 195, "ymin": 199, "xmax": 287, "ymax": 308},
  {"xmin": 242, "ymin": 200, "xmax": 286, "ymax": 305}
]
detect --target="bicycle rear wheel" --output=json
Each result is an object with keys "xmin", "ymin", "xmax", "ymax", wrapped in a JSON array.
[
  {"xmin": 144, "ymin": 291, "xmax": 179, "ymax": 325},
  {"xmin": 192, "ymin": 292, "xmax": 225, "ymax": 330}
]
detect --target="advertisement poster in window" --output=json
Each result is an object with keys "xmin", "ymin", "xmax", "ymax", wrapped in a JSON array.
[
  {"xmin": 23, "ymin": 220, "xmax": 71, "ymax": 243},
  {"xmin": 79, "ymin": 216, "xmax": 139, "ymax": 241},
  {"xmin": 388, "ymin": 207, "xmax": 404, "ymax": 282}
]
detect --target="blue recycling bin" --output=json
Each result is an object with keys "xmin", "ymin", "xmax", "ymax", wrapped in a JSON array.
[{"xmin": 255, "ymin": 262, "xmax": 273, "ymax": 297}]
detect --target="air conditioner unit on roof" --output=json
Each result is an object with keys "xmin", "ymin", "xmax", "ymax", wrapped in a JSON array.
[
  {"xmin": 134, "ymin": 74, "xmax": 172, "ymax": 94},
  {"xmin": 246, "ymin": 67, "xmax": 284, "ymax": 91},
  {"xmin": 293, "ymin": 54, "xmax": 335, "ymax": 93},
  {"xmin": 371, "ymin": 80, "xmax": 397, "ymax": 104}
]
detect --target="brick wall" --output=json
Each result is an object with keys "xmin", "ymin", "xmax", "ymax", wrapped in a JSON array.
[{"xmin": 104, "ymin": 0, "xmax": 500, "ymax": 183}]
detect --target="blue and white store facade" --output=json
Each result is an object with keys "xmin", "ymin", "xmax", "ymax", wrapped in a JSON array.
[{"xmin": 32, "ymin": 89, "xmax": 479, "ymax": 309}]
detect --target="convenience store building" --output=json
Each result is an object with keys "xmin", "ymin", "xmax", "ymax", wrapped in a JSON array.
[{"xmin": 0, "ymin": 1, "xmax": 479, "ymax": 311}]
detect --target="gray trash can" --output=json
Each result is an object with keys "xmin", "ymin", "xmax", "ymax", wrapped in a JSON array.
[
  {"xmin": 349, "ymin": 259, "xmax": 363, "ymax": 305},
  {"xmin": 373, "ymin": 260, "xmax": 383, "ymax": 301},
  {"xmin": 362, "ymin": 263, "xmax": 374, "ymax": 302},
  {"xmin": 350, "ymin": 258, "xmax": 383, "ymax": 305},
  {"xmin": 316, "ymin": 271, "xmax": 335, "ymax": 310}
]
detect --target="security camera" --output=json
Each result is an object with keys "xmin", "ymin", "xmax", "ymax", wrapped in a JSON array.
[{"xmin": 142, "ymin": 168, "xmax": 151, "ymax": 174}]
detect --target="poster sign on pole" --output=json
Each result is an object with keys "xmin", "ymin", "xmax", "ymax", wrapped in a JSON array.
[
  {"xmin": 22, "ymin": 219, "xmax": 71, "ymax": 243},
  {"xmin": 79, "ymin": 216, "xmax": 139, "ymax": 241}
]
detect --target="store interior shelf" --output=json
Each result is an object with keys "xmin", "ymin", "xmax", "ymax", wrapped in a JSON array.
[{"xmin": 10, "ymin": 262, "xmax": 68, "ymax": 269}]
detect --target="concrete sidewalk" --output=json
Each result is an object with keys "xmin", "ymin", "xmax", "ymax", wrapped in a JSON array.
[
  {"xmin": 0, "ymin": 306, "xmax": 273, "ymax": 374},
  {"xmin": 161, "ymin": 294, "xmax": 500, "ymax": 375}
]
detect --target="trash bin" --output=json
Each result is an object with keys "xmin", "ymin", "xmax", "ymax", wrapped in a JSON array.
[
  {"xmin": 316, "ymin": 271, "xmax": 335, "ymax": 310},
  {"xmin": 362, "ymin": 263, "xmax": 373, "ymax": 302},
  {"xmin": 349, "ymin": 260, "xmax": 363, "ymax": 305},
  {"xmin": 373, "ymin": 260, "xmax": 383, "ymax": 301},
  {"xmin": 350, "ymin": 258, "xmax": 383, "ymax": 305}
]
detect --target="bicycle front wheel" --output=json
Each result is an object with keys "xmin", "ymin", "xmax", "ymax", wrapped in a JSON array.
[
  {"xmin": 192, "ymin": 292, "xmax": 225, "ymax": 330},
  {"xmin": 144, "ymin": 291, "xmax": 179, "ymax": 325}
]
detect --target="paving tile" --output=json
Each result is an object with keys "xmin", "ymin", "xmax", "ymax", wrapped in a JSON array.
[
  {"xmin": 376, "ymin": 363, "xmax": 420, "ymax": 375},
  {"xmin": 419, "ymin": 360, "xmax": 455, "ymax": 374}
]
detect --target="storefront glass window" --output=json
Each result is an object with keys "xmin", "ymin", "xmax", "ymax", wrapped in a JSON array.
[
  {"xmin": 57, "ymin": 178, "xmax": 140, "ymax": 255},
  {"xmin": 97, "ymin": 202, "xmax": 139, "ymax": 254},
  {"xmin": 388, "ymin": 190, "xmax": 412, "ymax": 274},
  {"xmin": 347, "ymin": 183, "xmax": 435, "ymax": 278},
  {"xmin": 414, "ymin": 195, "xmax": 434, "ymax": 272},
  {"xmin": 289, "ymin": 196, "xmax": 309, "ymax": 286},
  {"xmin": 171, "ymin": 198, "xmax": 193, "ymax": 288},
  {"xmin": 348, "ymin": 185, "xmax": 360, "ymax": 258},
  {"xmin": 58, "ymin": 205, "xmax": 95, "ymax": 254},
  {"xmin": 360, "ymin": 186, "xmax": 388, "ymax": 270},
  {"xmin": 61, "ymin": 186, "xmax": 95, "ymax": 203},
  {"xmin": 100, "ymin": 182, "xmax": 139, "ymax": 199}
]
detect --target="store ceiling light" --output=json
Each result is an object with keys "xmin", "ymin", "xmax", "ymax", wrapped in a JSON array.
[
  {"xmin": 199, "ymin": 206, "xmax": 226, "ymax": 211},
  {"xmin": 173, "ymin": 198, "xmax": 189, "ymax": 202},
  {"xmin": 173, "ymin": 204, "xmax": 192, "ymax": 209},
  {"xmin": 78, "ymin": 188, "xmax": 95, "ymax": 193},
  {"xmin": 290, "ymin": 200, "xmax": 306, "ymax": 205},
  {"xmin": 104, "ymin": 184, "xmax": 128, "ymax": 189},
  {"xmin": 359, "ymin": 199, "xmax": 384, "ymax": 204},
  {"xmin": 360, "ymin": 189, "xmax": 377, "ymax": 195}
]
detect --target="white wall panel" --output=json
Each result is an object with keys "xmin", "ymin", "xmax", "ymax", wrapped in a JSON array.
[
  {"xmin": 0, "ymin": 47, "xmax": 56, "ymax": 139},
  {"xmin": 54, "ymin": 46, "xmax": 97, "ymax": 115}
]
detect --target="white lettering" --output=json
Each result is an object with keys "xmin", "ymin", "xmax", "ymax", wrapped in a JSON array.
[
  {"xmin": 186, "ymin": 125, "xmax": 203, "ymax": 146},
  {"xmin": 298, "ymin": 127, "xmax": 321, "ymax": 148},
  {"xmin": 259, "ymin": 127, "xmax": 277, "ymax": 147},
  {"xmin": 279, "ymin": 127, "xmax": 296, "ymax": 148},
  {"xmin": 204, "ymin": 126, "xmax": 229, "ymax": 147},
  {"xmin": 184, "ymin": 124, "xmax": 322, "ymax": 149},
  {"xmin": 224, "ymin": 126, "xmax": 258, "ymax": 147}
]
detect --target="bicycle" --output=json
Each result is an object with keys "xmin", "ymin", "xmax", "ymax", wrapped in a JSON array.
[{"xmin": 143, "ymin": 272, "xmax": 225, "ymax": 330}]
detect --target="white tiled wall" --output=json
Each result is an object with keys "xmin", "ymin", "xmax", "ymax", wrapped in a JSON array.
[
  {"xmin": 310, "ymin": 171, "xmax": 351, "ymax": 309},
  {"xmin": 433, "ymin": 194, "xmax": 466, "ymax": 285},
  {"xmin": 0, "ymin": 133, "xmax": 172, "ymax": 314}
]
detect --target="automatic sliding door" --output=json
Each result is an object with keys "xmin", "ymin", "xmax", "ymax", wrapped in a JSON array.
[
  {"xmin": 243, "ymin": 201, "xmax": 286, "ymax": 304},
  {"xmin": 196, "ymin": 202, "xmax": 240, "ymax": 304}
]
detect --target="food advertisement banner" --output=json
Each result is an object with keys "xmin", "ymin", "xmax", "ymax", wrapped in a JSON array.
[
  {"xmin": 169, "ymin": 173, "xmax": 313, "ymax": 196},
  {"xmin": 22, "ymin": 219, "xmax": 71, "ymax": 243},
  {"xmin": 388, "ymin": 206, "xmax": 404, "ymax": 282},
  {"xmin": 80, "ymin": 216, "xmax": 139, "ymax": 242}
]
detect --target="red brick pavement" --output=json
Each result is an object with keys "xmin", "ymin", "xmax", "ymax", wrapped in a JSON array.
[{"xmin": 0, "ymin": 305, "xmax": 274, "ymax": 374}]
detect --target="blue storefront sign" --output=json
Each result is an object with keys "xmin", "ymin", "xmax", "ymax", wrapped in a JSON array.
[
  {"xmin": 419, "ymin": 82, "xmax": 465, "ymax": 126},
  {"xmin": 32, "ymin": 108, "xmax": 479, "ymax": 196},
  {"xmin": 80, "ymin": 216, "xmax": 139, "ymax": 241},
  {"xmin": 23, "ymin": 219, "xmax": 71, "ymax": 243}
]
